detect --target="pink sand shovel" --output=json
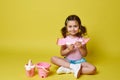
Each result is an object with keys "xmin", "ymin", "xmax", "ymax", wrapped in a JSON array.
[
  {"xmin": 25, "ymin": 60, "xmax": 35, "ymax": 77},
  {"xmin": 36, "ymin": 62, "xmax": 51, "ymax": 78}
]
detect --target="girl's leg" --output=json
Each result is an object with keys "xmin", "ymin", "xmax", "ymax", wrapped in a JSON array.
[
  {"xmin": 81, "ymin": 62, "xmax": 96, "ymax": 74},
  {"xmin": 51, "ymin": 56, "xmax": 70, "ymax": 68},
  {"xmin": 51, "ymin": 56, "xmax": 73, "ymax": 74},
  {"xmin": 51, "ymin": 56, "xmax": 81, "ymax": 78}
]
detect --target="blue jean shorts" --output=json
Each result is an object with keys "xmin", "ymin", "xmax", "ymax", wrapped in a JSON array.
[{"xmin": 65, "ymin": 58, "xmax": 86, "ymax": 64}]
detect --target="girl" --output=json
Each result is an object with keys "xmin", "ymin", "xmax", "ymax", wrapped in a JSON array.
[{"xmin": 51, "ymin": 15, "xmax": 96, "ymax": 78}]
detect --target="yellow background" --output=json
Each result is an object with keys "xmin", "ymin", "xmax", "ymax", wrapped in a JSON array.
[{"xmin": 0, "ymin": 0, "xmax": 120, "ymax": 80}]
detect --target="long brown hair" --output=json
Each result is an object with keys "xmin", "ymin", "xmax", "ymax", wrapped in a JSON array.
[{"xmin": 61, "ymin": 15, "xmax": 87, "ymax": 38}]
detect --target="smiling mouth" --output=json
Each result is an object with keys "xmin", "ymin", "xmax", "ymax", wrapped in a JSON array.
[{"xmin": 71, "ymin": 31, "xmax": 77, "ymax": 33}]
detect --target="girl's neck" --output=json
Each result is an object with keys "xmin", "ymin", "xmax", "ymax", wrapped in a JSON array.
[{"xmin": 68, "ymin": 35, "xmax": 78, "ymax": 39}]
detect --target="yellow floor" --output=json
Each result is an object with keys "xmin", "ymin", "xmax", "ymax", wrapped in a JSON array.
[
  {"xmin": 0, "ymin": 0, "xmax": 120, "ymax": 80},
  {"xmin": 0, "ymin": 47, "xmax": 120, "ymax": 80}
]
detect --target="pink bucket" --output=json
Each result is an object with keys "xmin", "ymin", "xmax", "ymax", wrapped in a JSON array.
[{"xmin": 36, "ymin": 62, "xmax": 51, "ymax": 78}]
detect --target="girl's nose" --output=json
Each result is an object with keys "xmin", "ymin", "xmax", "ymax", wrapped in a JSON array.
[{"xmin": 72, "ymin": 27, "xmax": 75, "ymax": 30}]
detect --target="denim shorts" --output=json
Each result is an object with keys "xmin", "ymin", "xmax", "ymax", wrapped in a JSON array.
[{"xmin": 65, "ymin": 58, "xmax": 86, "ymax": 64}]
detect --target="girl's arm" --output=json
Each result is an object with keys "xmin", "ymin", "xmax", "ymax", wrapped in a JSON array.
[
  {"xmin": 60, "ymin": 45, "xmax": 74, "ymax": 56},
  {"xmin": 75, "ymin": 42, "xmax": 87, "ymax": 57},
  {"xmin": 79, "ymin": 44, "xmax": 87, "ymax": 57}
]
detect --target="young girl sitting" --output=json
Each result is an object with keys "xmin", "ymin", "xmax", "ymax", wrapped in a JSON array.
[{"xmin": 51, "ymin": 15, "xmax": 96, "ymax": 78}]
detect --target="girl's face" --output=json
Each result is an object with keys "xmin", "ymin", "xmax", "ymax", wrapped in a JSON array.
[{"xmin": 66, "ymin": 20, "xmax": 79, "ymax": 36}]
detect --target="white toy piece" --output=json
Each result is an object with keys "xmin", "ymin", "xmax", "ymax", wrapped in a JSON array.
[{"xmin": 25, "ymin": 59, "xmax": 35, "ymax": 71}]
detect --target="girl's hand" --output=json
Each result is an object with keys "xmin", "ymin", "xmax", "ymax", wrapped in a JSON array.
[
  {"xmin": 75, "ymin": 41, "xmax": 82, "ymax": 48},
  {"xmin": 67, "ymin": 44, "xmax": 74, "ymax": 51}
]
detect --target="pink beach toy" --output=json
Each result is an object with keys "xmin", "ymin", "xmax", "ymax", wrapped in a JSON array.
[
  {"xmin": 36, "ymin": 62, "xmax": 51, "ymax": 78},
  {"xmin": 57, "ymin": 38, "xmax": 90, "ymax": 46},
  {"xmin": 25, "ymin": 60, "xmax": 35, "ymax": 77}
]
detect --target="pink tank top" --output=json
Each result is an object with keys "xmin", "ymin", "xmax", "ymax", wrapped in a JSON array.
[{"xmin": 57, "ymin": 36, "xmax": 89, "ymax": 60}]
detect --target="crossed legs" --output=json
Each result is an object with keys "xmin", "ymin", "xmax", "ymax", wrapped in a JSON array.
[{"xmin": 51, "ymin": 56, "xmax": 96, "ymax": 75}]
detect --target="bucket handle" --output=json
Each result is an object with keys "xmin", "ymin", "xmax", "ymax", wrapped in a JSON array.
[{"xmin": 39, "ymin": 66, "xmax": 49, "ymax": 72}]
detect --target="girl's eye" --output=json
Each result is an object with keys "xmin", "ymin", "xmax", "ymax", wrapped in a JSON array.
[
  {"xmin": 74, "ymin": 25, "xmax": 78, "ymax": 27},
  {"xmin": 68, "ymin": 26, "xmax": 72, "ymax": 28}
]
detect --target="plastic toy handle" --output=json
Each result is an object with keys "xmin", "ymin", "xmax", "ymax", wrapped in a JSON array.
[
  {"xmin": 28, "ymin": 59, "xmax": 32, "ymax": 66},
  {"xmin": 40, "ymin": 66, "xmax": 49, "ymax": 73}
]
